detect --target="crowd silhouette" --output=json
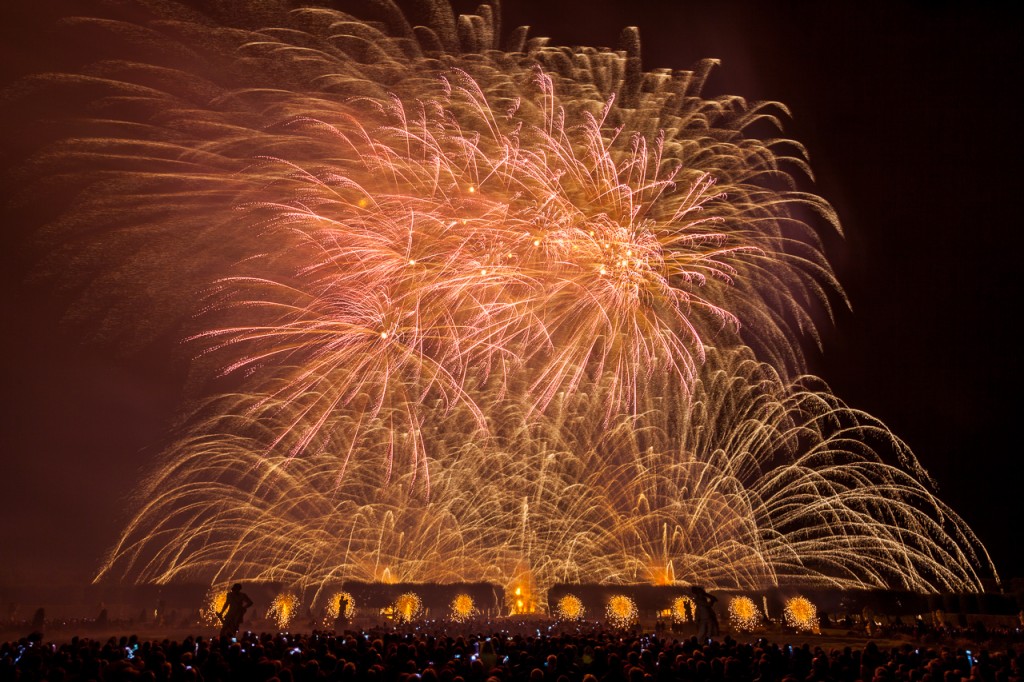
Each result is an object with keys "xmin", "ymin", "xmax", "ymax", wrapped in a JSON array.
[{"xmin": 3, "ymin": 627, "xmax": 1022, "ymax": 682}]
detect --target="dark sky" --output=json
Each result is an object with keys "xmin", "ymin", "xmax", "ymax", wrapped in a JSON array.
[{"xmin": 1, "ymin": 0, "xmax": 1022, "ymax": 591}]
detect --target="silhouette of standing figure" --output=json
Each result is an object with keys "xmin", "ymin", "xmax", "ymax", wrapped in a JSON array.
[
  {"xmin": 218, "ymin": 583, "xmax": 254, "ymax": 638},
  {"xmin": 334, "ymin": 595, "xmax": 349, "ymax": 631},
  {"xmin": 691, "ymin": 585, "xmax": 719, "ymax": 642}
]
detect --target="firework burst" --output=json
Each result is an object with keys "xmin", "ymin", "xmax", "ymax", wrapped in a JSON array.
[
  {"xmin": 201, "ymin": 589, "xmax": 228, "ymax": 628},
  {"xmin": 92, "ymin": 347, "xmax": 995, "ymax": 598},
  {"xmin": 556, "ymin": 594, "xmax": 586, "ymax": 621},
  {"xmin": 670, "ymin": 596, "xmax": 696, "ymax": 623},
  {"xmin": 323, "ymin": 591, "xmax": 356, "ymax": 626},
  {"xmin": 449, "ymin": 593, "xmax": 477, "ymax": 622},
  {"xmin": 728, "ymin": 596, "xmax": 761, "ymax": 632},
  {"xmin": 17, "ymin": 0, "xmax": 840, "ymax": 483},
  {"xmin": 392, "ymin": 592, "xmax": 424, "ymax": 624},
  {"xmin": 10, "ymin": 0, "xmax": 998, "ymax": 598},
  {"xmin": 267, "ymin": 592, "xmax": 300, "ymax": 630},
  {"xmin": 605, "ymin": 595, "xmax": 639, "ymax": 629},
  {"xmin": 783, "ymin": 596, "xmax": 818, "ymax": 632}
]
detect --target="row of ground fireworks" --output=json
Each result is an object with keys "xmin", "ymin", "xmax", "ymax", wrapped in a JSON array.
[{"xmin": 205, "ymin": 588, "xmax": 816, "ymax": 632}]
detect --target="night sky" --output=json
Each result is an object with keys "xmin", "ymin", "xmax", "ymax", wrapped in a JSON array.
[{"xmin": 2, "ymin": 0, "xmax": 1022, "ymax": 591}]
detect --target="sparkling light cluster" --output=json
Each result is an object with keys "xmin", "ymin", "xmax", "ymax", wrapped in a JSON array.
[
  {"xmin": 728, "ymin": 596, "xmax": 761, "ymax": 632},
  {"xmin": 783, "ymin": 596, "xmax": 818, "ymax": 632},
  {"xmin": 450, "ymin": 593, "xmax": 477, "ymax": 622},
  {"xmin": 605, "ymin": 595, "xmax": 639, "ymax": 628},
  {"xmin": 201, "ymin": 589, "xmax": 228, "ymax": 627},
  {"xmin": 15, "ymin": 0, "xmax": 998, "ymax": 600},
  {"xmin": 323, "ymin": 591, "xmax": 356, "ymax": 626},
  {"xmin": 671, "ymin": 596, "xmax": 696, "ymax": 623},
  {"xmin": 267, "ymin": 593, "xmax": 300, "ymax": 630},
  {"xmin": 393, "ymin": 592, "xmax": 424, "ymax": 624},
  {"xmin": 508, "ymin": 583, "xmax": 538, "ymax": 615},
  {"xmin": 556, "ymin": 595, "xmax": 586, "ymax": 621}
]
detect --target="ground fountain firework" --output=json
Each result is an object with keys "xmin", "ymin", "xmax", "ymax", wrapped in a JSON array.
[
  {"xmin": 449, "ymin": 593, "xmax": 477, "ymax": 622},
  {"xmin": 605, "ymin": 595, "xmax": 639, "ymax": 629},
  {"xmin": 556, "ymin": 595, "xmax": 585, "ymax": 621},
  {"xmin": 8, "ymin": 0, "xmax": 999, "ymax": 603},
  {"xmin": 783, "ymin": 596, "xmax": 819, "ymax": 633},
  {"xmin": 728, "ymin": 596, "xmax": 761, "ymax": 632},
  {"xmin": 201, "ymin": 589, "xmax": 228, "ymax": 628},
  {"xmin": 671, "ymin": 596, "xmax": 696, "ymax": 624},
  {"xmin": 392, "ymin": 592, "xmax": 424, "ymax": 624},
  {"xmin": 267, "ymin": 593, "xmax": 300, "ymax": 630},
  {"xmin": 322, "ymin": 591, "xmax": 356, "ymax": 627}
]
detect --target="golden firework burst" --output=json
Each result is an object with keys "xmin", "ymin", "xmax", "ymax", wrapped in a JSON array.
[
  {"xmin": 15, "ymin": 0, "xmax": 996, "ymax": 598},
  {"xmin": 267, "ymin": 593, "xmax": 300, "ymax": 630},
  {"xmin": 450, "ymin": 593, "xmax": 476, "ymax": 622},
  {"xmin": 606, "ymin": 595, "xmax": 638, "ymax": 628},
  {"xmin": 200, "ymin": 589, "xmax": 228, "ymax": 627},
  {"xmin": 670, "ymin": 595, "xmax": 696, "ymax": 623},
  {"xmin": 392, "ymin": 592, "xmax": 423, "ymax": 624},
  {"xmin": 783, "ymin": 596, "xmax": 818, "ymax": 632},
  {"xmin": 556, "ymin": 594, "xmax": 586, "ymax": 621},
  {"xmin": 728, "ymin": 596, "xmax": 761, "ymax": 632},
  {"xmin": 323, "ymin": 591, "xmax": 356, "ymax": 626}
]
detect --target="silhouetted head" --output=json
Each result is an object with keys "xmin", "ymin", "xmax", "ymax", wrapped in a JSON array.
[{"xmin": 231, "ymin": 583, "xmax": 242, "ymax": 592}]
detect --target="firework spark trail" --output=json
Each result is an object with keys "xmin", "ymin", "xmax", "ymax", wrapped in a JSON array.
[
  {"xmin": 6, "ymin": 0, "xmax": 998, "ymax": 597},
  {"xmin": 95, "ymin": 347, "xmax": 995, "ymax": 596}
]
